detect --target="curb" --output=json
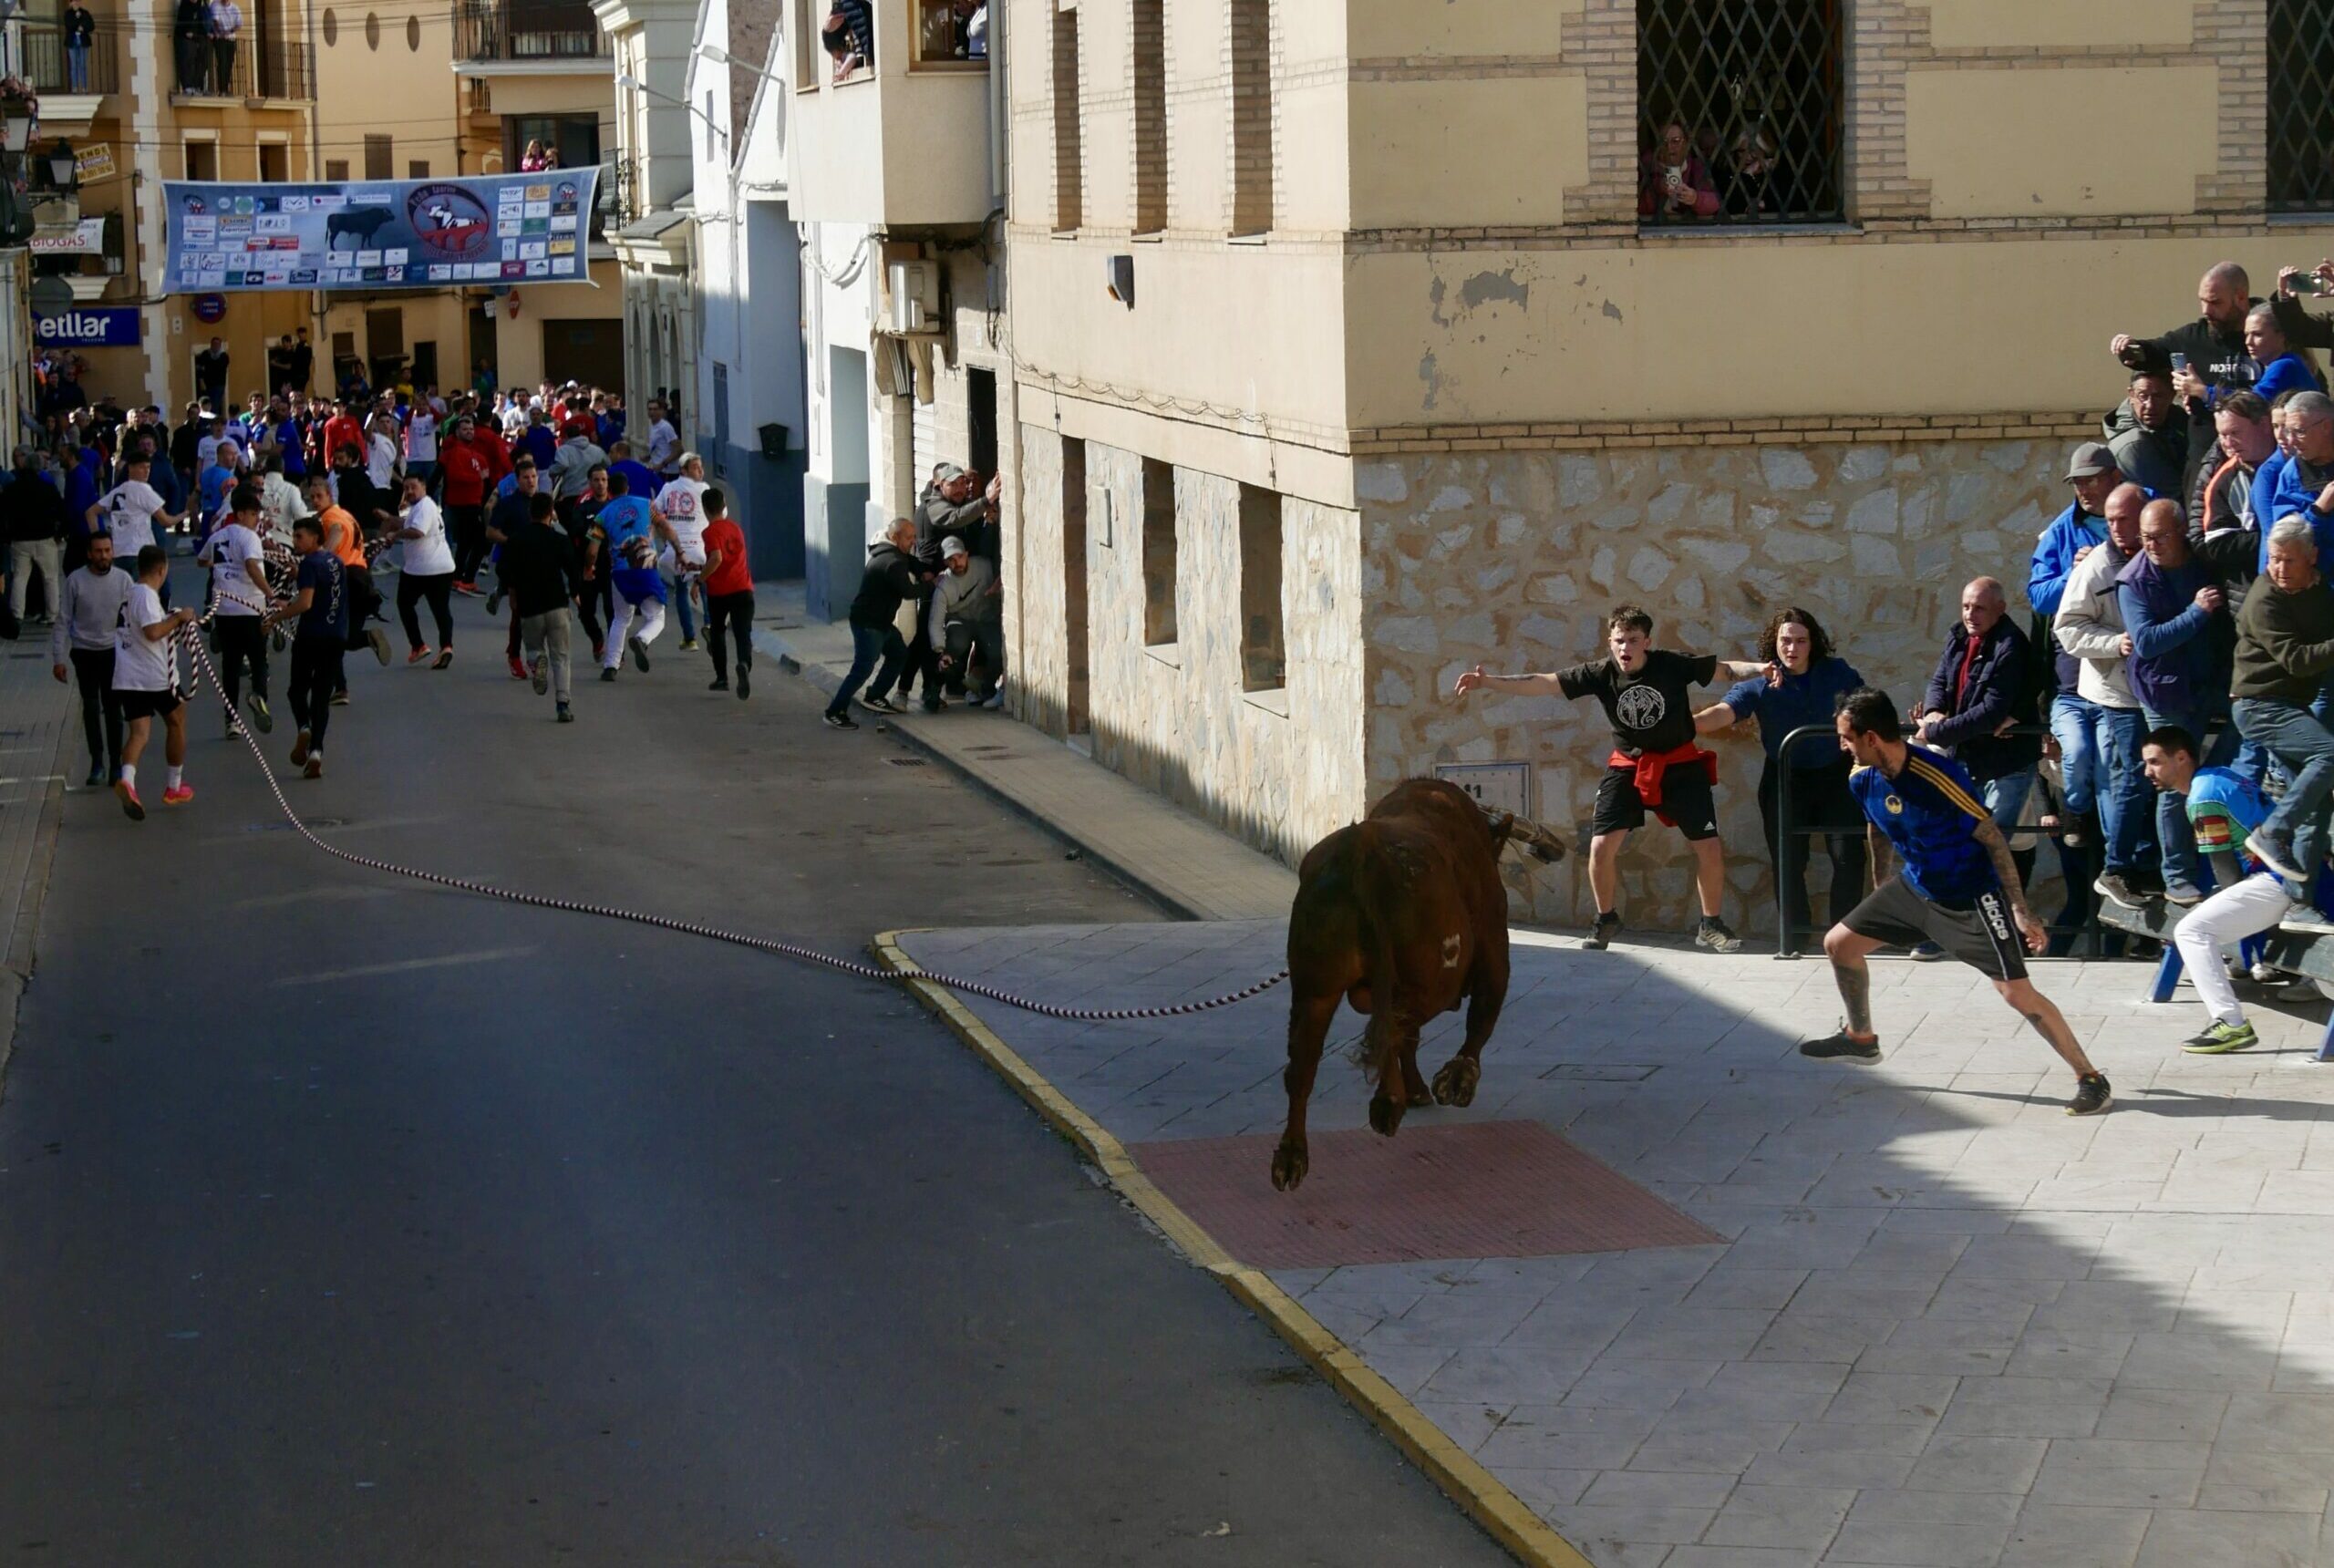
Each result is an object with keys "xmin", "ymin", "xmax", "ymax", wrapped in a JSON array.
[{"xmin": 871, "ymin": 929, "xmax": 1595, "ymax": 1568}]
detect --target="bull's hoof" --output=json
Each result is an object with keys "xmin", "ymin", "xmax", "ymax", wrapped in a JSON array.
[
  {"xmin": 1270, "ymin": 1139, "xmax": 1309, "ymax": 1191},
  {"xmin": 1431, "ymin": 1056, "xmax": 1482, "ymax": 1108},
  {"xmin": 1368, "ymin": 1092, "xmax": 1406, "ymax": 1138}
]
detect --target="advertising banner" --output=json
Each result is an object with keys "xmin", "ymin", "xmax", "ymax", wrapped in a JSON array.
[
  {"xmin": 29, "ymin": 218, "xmax": 107, "ymax": 255},
  {"xmin": 161, "ymin": 170, "xmax": 599, "ymax": 294},
  {"xmin": 34, "ymin": 307, "xmax": 141, "ymax": 348}
]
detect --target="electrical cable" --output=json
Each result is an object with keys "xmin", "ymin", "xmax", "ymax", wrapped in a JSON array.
[{"xmin": 166, "ymin": 583, "xmax": 1291, "ymax": 1024}]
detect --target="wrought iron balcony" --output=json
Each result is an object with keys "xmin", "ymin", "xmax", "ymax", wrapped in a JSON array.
[
  {"xmin": 455, "ymin": 0, "xmax": 610, "ymax": 64},
  {"xmin": 21, "ymin": 20, "xmax": 120, "ymax": 98}
]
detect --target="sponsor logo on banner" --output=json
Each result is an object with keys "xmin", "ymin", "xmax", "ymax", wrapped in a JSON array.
[{"xmin": 36, "ymin": 307, "xmax": 142, "ymax": 347}]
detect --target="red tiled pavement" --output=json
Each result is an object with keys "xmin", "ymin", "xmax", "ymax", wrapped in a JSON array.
[{"xmin": 1128, "ymin": 1120, "xmax": 1723, "ymax": 1271}]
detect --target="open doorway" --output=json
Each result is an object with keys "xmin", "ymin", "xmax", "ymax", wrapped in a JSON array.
[
  {"xmin": 967, "ymin": 366, "xmax": 997, "ymax": 478},
  {"xmin": 1062, "ymin": 437, "xmax": 1088, "ymax": 736}
]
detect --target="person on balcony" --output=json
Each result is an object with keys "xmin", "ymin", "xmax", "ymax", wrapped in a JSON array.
[
  {"xmin": 209, "ymin": 0, "xmax": 241, "ymax": 94},
  {"xmin": 63, "ymin": 0, "xmax": 95, "ymax": 93},
  {"xmin": 173, "ymin": 0, "xmax": 210, "ymax": 92},
  {"xmin": 520, "ymin": 139, "xmax": 553, "ymax": 173},
  {"xmin": 821, "ymin": 0, "xmax": 873, "ymax": 78}
]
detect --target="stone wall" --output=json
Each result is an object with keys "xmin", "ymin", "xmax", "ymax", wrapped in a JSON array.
[
  {"xmin": 1016, "ymin": 424, "xmax": 1367, "ymax": 867},
  {"xmin": 1358, "ymin": 437, "xmax": 2072, "ymax": 933}
]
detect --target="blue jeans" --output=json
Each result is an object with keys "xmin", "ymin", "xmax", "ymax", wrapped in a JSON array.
[
  {"xmin": 2054, "ymin": 695, "xmax": 2151, "ymax": 873},
  {"xmin": 1979, "ymin": 768, "xmax": 2035, "ymax": 831},
  {"xmin": 66, "ymin": 41, "xmax": 88, "ymax": 92},
  {"xmin": 666, "ymin": 567, "xmax": 698, "ymax": 641},
  {"xmin": 2143, "ymin": 706, "xmax": 2238, "ymax": 892},
  {"xmin": 828, "ymin": 623, "xmax": 905, "ymax": 717},
  {"xmin": 2050, "ymin": 693, "xmax": 2102, "ymax": 818},
  {"xmin": 2234, "ymin": 696, "xmax": 2334, "ymax": 887}
]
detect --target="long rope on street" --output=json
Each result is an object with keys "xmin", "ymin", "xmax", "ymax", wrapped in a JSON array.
[{"xmin": 170, "ymin": 615, "xmax": 1291, "ymax": 1023}]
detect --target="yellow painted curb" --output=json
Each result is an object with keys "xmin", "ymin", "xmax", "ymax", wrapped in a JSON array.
[{"xmin": 871, "ymin": 930, "xmax": 1596, "ymax": 1568}]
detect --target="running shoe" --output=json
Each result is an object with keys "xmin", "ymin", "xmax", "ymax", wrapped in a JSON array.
[
  {"xmin": 1909, "ymin": 942, "xmax": 1947, "ymax": 962},
  {"xmin": 330, "ymin": 691, "xmax": 349, "ymax": 707},
  {"xmin": 2164, "ymin": 880, "xmax": 2206, "ymax": 908},
  {"xmin": 226, "ymin": 720, "xmax": 244, "ymax": 739},
  {"xmin": 530, "ymin": 655, "xmax": 548, "ymax": 695},
  {"xmin": 736, "ymin": 666, "xmax": 749, "ymax": 700},
  {"xmin": 1800, "ymin": 1028, "xmax": 1881, "ymax": 1063},
  {"xmin": 628, "ymin": 635, "xmax": 650, "ymax": 673},
  {"xmin": 485, "ymin": 587, "xmax": 502, "ymax": 615},
  {"xmin": 823, "ymin": 710, "xmax": 858, "ymax": 729},
  {"xmin": 2280, "ymin": 904, "xmax": 2334, "ymax": 935},
  {"xmin": 2093, "ymin": 872, "xmax": 2152, "ymax": 909},
  {"xmin": 1695, "ymin": 916, "xmax": 1744, "ymax": 954},
  {"xmin": 454, "ymin": 580, "xmax": 480, "ymax": 597},
  {"xmin": 2249, "ymin": 833, "xmax": 2306, "ymax": 883},
  {"xmin": 980, "ymin": 688, "xmax": 1004, "ymax": 709},
  {"xmin": 599, "ymin": 666, "xmax": 617, "ymax": 682},
  {"xmin": 83, "ymin": 764, "xmax": 105, "ymax": 788},
  {"xmin": 162, "ymin": 784, "xmax": 193, "ymax": 806},
  {"xmin": 367, "ymin": 627, "xmax": 392, "ymax": 665},
  {"xmin": 508, "ymin": 655, "xmax": 529, "ymax": 681},
  {"xmin": 303, "ymin": 754, "xmax": 323, "ymax": 780},
  {"xmin": 2184, "ymin": 1019, "xmax": 2258, "ymax": 1054},
  {"xmin": 591, "ymin": 640, "xmax": 605, "ymax": 662},
  {"xmin": 270, "ymin": 627, "xmax": 287, "ymax": 654},
  {"xmin": 862, "ymin": 696, "xmax": 903, "ymax": 715},
  {"xmin": 114, "ymin": 779, "xmax": 144, "ymax": 820},
  {"xmin": 1581, "ymin": 912, "xmax": 1621, "ymax": 952},
  {"xmin": 432, "ymin": 649, "xmax": 454, "ymax": 670},
  {"xmin": 2067, "ymin": 1073, "xmax": 2113, "ymax": 1116},
  {"xmin": 289, "ymin": 731, "xmax": 310, "ymax": 767},
  {"xmin": 247, "ymin": 693, "xmax": 273, "ymax": 734},
  {"xmin": 556, "ymin": 702, "xmax": 574, "ymax": 723},
  {"xmin": 408, "ymin": 645, "xmax": 434, "ymax": 665},
  {"xmin": 679, "ymin": 638, "xmax": 700, "ymax": 652},
  {"xmin": 921, "ymin": 695, "xmax": 945, "ymax": 713},
  {"xmin": 707, "ymin": 677, "xmax": 728, "ymax": 692}
]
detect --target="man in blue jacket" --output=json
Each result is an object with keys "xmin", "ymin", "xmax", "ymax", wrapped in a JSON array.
[
  {"xmin": 2030, "ymin": 443, "xmax": 2124, "ymax": 885},
  {"xmin": 2120, "ymin": 499, "xmax": 2235, "ymax": 903}
]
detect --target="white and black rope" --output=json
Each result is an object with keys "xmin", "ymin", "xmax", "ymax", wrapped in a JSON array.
[{"xmin": 170, "ymin": 618, "xmax": 1289, "ymax": 1023}]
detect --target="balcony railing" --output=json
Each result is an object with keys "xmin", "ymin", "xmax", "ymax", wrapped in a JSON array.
[
  {"xmin": 21, "ymin": 21, "xmax": 120, "ymax": 97},
  {"xmin": 455, "ymin": 0, "xmax": 609, "ymax": 62},
  {"xmin": 170, "ymin": 37, "xmax": 312, "ymax": 101}
]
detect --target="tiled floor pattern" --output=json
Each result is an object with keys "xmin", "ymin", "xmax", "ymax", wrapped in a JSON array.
[{"xmin": 899, "ymin": 922, "xmax": 2334, "ymax": 1567}]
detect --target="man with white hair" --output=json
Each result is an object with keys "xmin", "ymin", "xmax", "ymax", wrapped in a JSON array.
[{"xmin": 2229, "ymin": 515, "xmax": 2334, "ymax": 933}]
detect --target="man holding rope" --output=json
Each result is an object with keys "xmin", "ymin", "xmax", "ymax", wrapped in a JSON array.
[
  {"xmin": 195, "ymin": 488, "xmax": 274, "ymax": 737},
  {"xmin": 112, "ymin": 544, "xmax": 197, "ymax": 820},
  {"xmin": 266, "ymin": 515, "xmax": 346, "ymax": 781}
]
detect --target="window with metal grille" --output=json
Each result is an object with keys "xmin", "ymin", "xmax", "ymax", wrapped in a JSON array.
[
  {"xmin": 2271, "ymin": 1, "xmax": 2334, "ymax": 211},
  {"xmin": 1637, "ymin": 0, "xmax": 1843, "ymax": 226}
]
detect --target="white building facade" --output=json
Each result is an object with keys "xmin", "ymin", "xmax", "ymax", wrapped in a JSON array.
[{"xmin": 596, "ymin": 0, "xmax": 697, "ymax": 421}]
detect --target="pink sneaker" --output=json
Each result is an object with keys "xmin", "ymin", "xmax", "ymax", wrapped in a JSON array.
[
  {"xmin": 162, "ymin": 784, "xmax": 194, "ymax": 807},
  {"xmin": 115, "ymin": 779, "xmax": 144, "ymax": 820}
]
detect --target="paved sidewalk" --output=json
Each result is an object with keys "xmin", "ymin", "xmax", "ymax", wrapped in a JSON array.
[
  {"xmin": 895, "ymin": 921, "xmax": 2334, "ymax": 1568},
  {"xmin": 752, "ymin": 579, "xmax": 1296, "ymax": 920},
  {"xmin": 0, "ymin": 619, "xmax": 77, "ymax": 1071}
]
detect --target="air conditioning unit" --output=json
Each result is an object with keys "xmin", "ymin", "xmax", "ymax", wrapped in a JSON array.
[{"xmin": 887, "ymin": 259, "xmax": 938, "ymax": 334}]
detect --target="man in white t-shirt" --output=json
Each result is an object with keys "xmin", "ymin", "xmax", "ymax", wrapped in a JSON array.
[
  {"xmin": 87, "ymin": 454, "xmax": 182, "ymax": 562},
  {"xmin": 195, "ymin": 490, "xmax": 274, "ymax": 736},
  {"xmin": 393, "ymin": 471, "xmax": 457, "ymax": 668},
  {"xmin": 405, "ymin": 405, "xmax": 439, "ymax": 485},
  {"xmin": 654, "ymin": 450, "xmax": 708, "ymax": 649},
  {"xmin": 643, "ymin": 402, "xmax": 679, "ymax": 476},
  {"xmin": 112, "ymin": 543, "xmax": 198, "ymax": 820}
]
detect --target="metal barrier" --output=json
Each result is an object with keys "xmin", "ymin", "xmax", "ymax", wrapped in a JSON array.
[{"xmin": 1771, "ymin": 719, "xmax": 2122, "ymax": 960}]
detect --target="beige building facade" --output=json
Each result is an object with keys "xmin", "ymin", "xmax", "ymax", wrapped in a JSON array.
[{"xmin": 996, "ymin": 0, "xmax": 2334, "ymax": 934}]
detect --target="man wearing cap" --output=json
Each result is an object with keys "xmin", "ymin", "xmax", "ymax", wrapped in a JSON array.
[
  {"xmin": 926, "ymin": 533, "xmax": 1005, "ymax": 710},
  {"xmin": 906, "ymin": 463, "xmax": 996, "ymax": 705}
]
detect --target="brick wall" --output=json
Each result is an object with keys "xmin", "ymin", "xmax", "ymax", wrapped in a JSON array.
[{"xmin": 1226, "ymin": 0, "xmax": 1274, "ymax": 235}]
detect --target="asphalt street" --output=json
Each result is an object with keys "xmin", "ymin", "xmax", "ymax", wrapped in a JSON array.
[{"xmin": 0, "ymin": 584, "xmax": 1512, "ymax": 1567}]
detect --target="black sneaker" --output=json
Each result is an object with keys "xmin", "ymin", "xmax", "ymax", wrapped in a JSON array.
[
  {"xmin": 736, "ymin": 666, "xmax": 749, "ymax": 700},
  {"xmin": 556, "ymin": 702, "xmax": 574, "ymax": 724},
  {"xmin": 707, "ymin": 677, "xmax": 728, "ymax": 692},
  {"xmin": 247, "ymin": 692, "xmax": 273, "ymax": 735},
  {"xmin": 2067, "ymin": 1073, "xmax": 2113, "ymax": 1116},
  {"xmin": 1801, "ymin": 1029, "xmax": 1882, "ymax": 1063},
  {"xmin": 628, "ymin": 635, "xmax": 650, "ymax": 673},
  {"xmin": 823, "ymin": 709, "xmax": 858, "ymax": 730},
  {"xmin": 485, "ymin": 587, "xmax": 503, "ymax": 615},
  {"xmin": 1582, "ymin": 913, "xmax": 1621, "ymax": 952},
  {"xmin": 84, "ymin": 763, "xmax": 106, "ymax": 788},
  {"xmin": 2093, "ymin": 872, "xmax": 2151, "ymax": 909},
  {"xmin": 1909, "ymin": 942, "xmax": 1946, "ymax": 962},
  {"xmin": 598, "ymin": 666, "xmax": 616, "ymax": 682},
  {"xmin": 862, "ymin": 696, "xmax": 903, "ymax": 715},
  {"xmin": 1695, "ymin": 916, "xmax": 1744, "ymax": 954}
]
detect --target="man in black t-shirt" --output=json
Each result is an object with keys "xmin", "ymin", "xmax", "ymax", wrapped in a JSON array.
[{"xmin": 1457, "ymin": 603, "xmax": 1765, "ymax": 953}]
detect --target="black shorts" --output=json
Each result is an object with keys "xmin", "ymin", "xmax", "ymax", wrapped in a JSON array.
[
  {"xmin": 117, "ymin": 687, "xmax": 182, "ymax": 722},
  {"xmin": 1592, "ymin": 763, "xmax": 1719, "ymax": 841},
  {"xmin": 1843, "ymin": 876, "xmax": 2028, "ymax": 983}
]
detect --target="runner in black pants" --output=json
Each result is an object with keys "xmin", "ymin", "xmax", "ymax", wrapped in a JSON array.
[
  {"xmin": 697, "ymin": 488, "xmax": 753, "ymax": 698},
  {"xmin": 50, "ymin": 531, "xmax": 131, "ymax": 787},
  {"xmin": 266, "ymin": 515, "xmax": 346, "ymax": 780},
  {"xmin": 392, "ymin": 473, "xmax": 458, "ymax": 668},
  {"xmin": 195, "ymin": 489, "xmax": 274, "ymax": 736},
  {"xmin": 569, "ymin": 463, "xmax": 613, "ymax": 660}
]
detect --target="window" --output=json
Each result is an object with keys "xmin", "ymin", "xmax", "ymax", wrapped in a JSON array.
[
  {"xmin": 406, "ymin": 14, "xmax": 419, "ymax": 49},
  {"xmin": 364, "ymin": 134, "xmax": 393, "ymax": 181},
  {"xmin": 2272, "ymin": 2, "xmax": 2334, "ymax": 211},
  {"xmin": 1141, "ymin": 458, "xmax": 1175, "ymax": 645},
  {"xmin": 321, "ymin": 7, "xmax": 336, "ymax": 45},
  {"xmin": 509, "ymin": 114, "xmax": 601, "ymax": 170},
  {"xmin": 1050, "ymin": 5, "xmax": 1080, "ymax": 231},
  {"xmin": 1228, "ymin": 0, "xmax": 1271, "ymax": 235},
  {"xmin": 1131, "ymin": 0, "xmax": 1165, "ymax": 233},
  {"xmin": 258, "ymin": 142, "xmax": 289, "ymax": 181},
  {"xmin": 408, "ymin": 159, "xmax": 429, "ymax": 179},
  {"xmin": 792, "ymin": 0, "xmax": 818, "ymax": 86},
  {"xmin": 1637, "ymin": 0, "xmax": 1843, "ymax": 225},
  {"xmin": 184, "ymin": 140, "xmax": 218, "ymax": 181},
  {"xmin": 1236, "ymin": 483, "xmax": 1283, "ymax": 692},
  {"xmin": 910, "ymin": 0, "xmax": 982, "ymax": 65},
  {"xmin": 712, "ymin": 361, "xmax": 730, "ymax": 455},
  {"xmin": 364, "ymin": 10, "xmax": 379, "ymax": 47},
  {"xmin": 325, "ymin": 158, "xmax": 349, "ymax": 181}
]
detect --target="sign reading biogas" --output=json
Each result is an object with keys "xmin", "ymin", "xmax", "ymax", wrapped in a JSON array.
[
  {"xmin": 161, "ymin": 170, "xmax": 599, "ymax": 294},
  {"xmin": 33, "ymin": 306, "xmax": 141, "ymax": 347}
]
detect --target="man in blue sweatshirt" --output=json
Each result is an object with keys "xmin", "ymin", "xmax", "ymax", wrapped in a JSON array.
[{"xmin": 2120, "ymin": 500, "xmax": 2235, "ymax": 903}]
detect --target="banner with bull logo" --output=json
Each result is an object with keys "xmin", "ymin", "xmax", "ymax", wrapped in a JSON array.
[{"xmin": 160, "ymin": 170, "xmax": 600, "ymax": 294}]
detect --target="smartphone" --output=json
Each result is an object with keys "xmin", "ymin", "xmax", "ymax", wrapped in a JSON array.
[
  {"xmin": 2297, "ymin": 271, "xmax": 2334, "ymax": 297},
  {"xmin": 2169, "ymin": 352, "xmax": 2189, "ymax": 374}
]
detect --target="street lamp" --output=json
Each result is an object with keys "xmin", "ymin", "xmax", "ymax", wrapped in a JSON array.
[
  {"xmin": 42, "ymin": 139, "xmax": 74, "ymax": 192},
  {"xmin": 2, "ymin": 102, "xmax": 32, "ymax": 152},
  {"xmin": 616, "ymin": 71, "xmax": 729, "ymax": 149}
]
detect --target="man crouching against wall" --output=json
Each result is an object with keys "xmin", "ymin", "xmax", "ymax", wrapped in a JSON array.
[{"xmin": 1455, "ymin": 604, "xmax": 1767, "ymax": 954}]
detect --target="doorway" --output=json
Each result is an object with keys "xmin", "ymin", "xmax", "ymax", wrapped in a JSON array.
[
  {"xmin": 966, "ymin": 366, "xmax": 997, "ymax": 478},
  {"xmin": 364, "ymin": 306, "xmax": 404, "ymax": 392},
  {"xmin": 1061, "ymin": 436, "xmax": 1088, "ymax": 736},
  {"xmin": 542, "ymin": 318, "xmax": 624, "ymax": 392}
]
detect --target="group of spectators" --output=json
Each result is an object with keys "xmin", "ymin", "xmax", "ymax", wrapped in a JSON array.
[
  {"xmin": 1639, "ymin": 118, "xmax": 1797, "ymax": 222},
  {"xmin": 172, "ymin": 0, "xmax": 244, "ymax": 95},
  {"xmin": 824, "ymin": 460, "xmax": 1007, "ymax": 728}
]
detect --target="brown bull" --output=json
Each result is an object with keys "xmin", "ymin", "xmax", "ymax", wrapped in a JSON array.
[{"xmin": 1273, "ymin": 778, "xmax": 1567, "ymax": 1191}]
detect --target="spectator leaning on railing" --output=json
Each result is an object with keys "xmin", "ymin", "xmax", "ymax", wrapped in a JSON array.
[
  {"xmin": 2228, "ymin": 516, "xmax": 2334, "ymax": 934},
  {"xmin": 2056, "ymin": 483, "xmax": 2161, "ymax": 908},
  {"xmin": 2119, "ymin": 498, "xmax": 2236, "ymax": 905}
]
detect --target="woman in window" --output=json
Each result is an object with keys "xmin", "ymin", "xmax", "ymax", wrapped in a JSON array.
[
  {"xmin": 1695, "ymin": 606, "xmax": 1869, "ymax": 951},
  {"xmin": 1638, "ymin": 120, "xmax": 1720, "ymax": 222},
  {"xmin": 519, "ymin": 139, "xmax": 553, "ymax": 172}
]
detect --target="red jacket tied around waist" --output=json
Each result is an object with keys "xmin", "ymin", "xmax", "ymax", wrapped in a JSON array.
[{"xmin": 1608, "ymin": 742, "xmax": 1719, "ymax": 827}]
